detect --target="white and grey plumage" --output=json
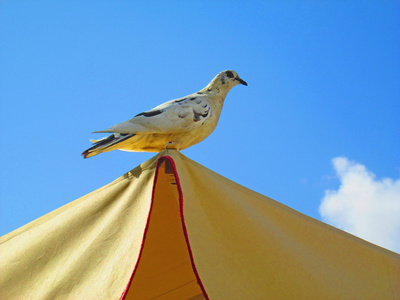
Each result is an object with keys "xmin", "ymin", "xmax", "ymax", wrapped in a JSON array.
[{"xmin": 82, "ymin": 70, "xmax": 247, "ymax": 158}]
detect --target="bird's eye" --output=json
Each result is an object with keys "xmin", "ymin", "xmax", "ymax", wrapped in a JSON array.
[{"xmin": 226, "ymin": 71, "xmax": 234, "ymax": 78}]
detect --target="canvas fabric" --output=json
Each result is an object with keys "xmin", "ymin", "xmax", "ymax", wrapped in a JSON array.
[{"xmin": 1, "ymin": 150, "xmax": 399, "ymax": 299}]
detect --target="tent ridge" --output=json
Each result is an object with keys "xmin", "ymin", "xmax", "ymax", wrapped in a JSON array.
[
  {"xmin": 119, "ymin": 154, "xmax": 209, "ymax": 300},
  {"xmin": 158, "ymin": 155, "xmax": 210, "ymax": 300},
  {"xmin": 119, "ymin": 160, "xmax": 160, "ymax": 300}
]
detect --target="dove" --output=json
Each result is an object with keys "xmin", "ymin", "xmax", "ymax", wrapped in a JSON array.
[{"xmin": 82, "ymin": 70, "xmax": 247, "ymax": 158}]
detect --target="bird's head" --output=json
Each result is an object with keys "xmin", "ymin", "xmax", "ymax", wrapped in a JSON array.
[
  {"xmin": 207, "ymin": 70, "xmax": 247, "ymax": 92},
  {"xmin": 219, "ymin": 70, "xmax": 247, "ymax": 87}
]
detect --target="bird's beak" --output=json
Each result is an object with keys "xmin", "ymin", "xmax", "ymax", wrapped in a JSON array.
[{"xmin": 236, "ymin": 77, "xmax": 248, "ymax": 86}]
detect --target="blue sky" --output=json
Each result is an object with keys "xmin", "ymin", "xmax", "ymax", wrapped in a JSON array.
[{"xmin": 1, "ymin": 1, "xmax": 399, "ymax": 252}]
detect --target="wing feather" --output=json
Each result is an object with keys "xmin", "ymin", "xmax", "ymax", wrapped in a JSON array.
[{"xmin": 94, "ymin": 95, "xmax": 212, "ymax": 134}]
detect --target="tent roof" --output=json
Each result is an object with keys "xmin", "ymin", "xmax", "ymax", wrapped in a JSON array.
[{"xmin": 1, "ymin": 150, "xmax": 399, "ymax": 299}]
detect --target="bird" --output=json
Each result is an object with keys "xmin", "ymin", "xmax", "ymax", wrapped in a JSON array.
[{"xmin": 82, "ymin": 70, "xmax": 247, "ymax": 158}]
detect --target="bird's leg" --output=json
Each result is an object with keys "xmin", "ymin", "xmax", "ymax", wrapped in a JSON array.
[{"xmin": 165, "ymin": 142, "xmax": 180, "ymax": 151}]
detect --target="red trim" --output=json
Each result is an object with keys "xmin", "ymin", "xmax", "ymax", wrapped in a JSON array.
[
  {"xmin": 159, "ymin": 156, "xmax": 210, "ymax": 299},
  {"xmin": 120, "ymin": 155, "xmax": 209, "ymax": 300},
  {"xmin": 119, "ymin": 160, "xmax": 161, "ymax": 299}
]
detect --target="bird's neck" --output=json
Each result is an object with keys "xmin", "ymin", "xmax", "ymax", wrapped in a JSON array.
[
  {"xmin": 198, "ymin": 83, "xmax": 230, "ymax": 117},
  {"xmin": 200, "ymin": 81, "xmax": 232, "ymax": 99}
]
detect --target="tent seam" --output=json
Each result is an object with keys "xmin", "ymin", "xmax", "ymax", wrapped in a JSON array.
[
  {"xmin": 160, "ymin": 155, "xmax": 210, "ymax": 300},
  {"xmin": 119, "ymin": 163, "xmax": 159, "ymax": 299}
]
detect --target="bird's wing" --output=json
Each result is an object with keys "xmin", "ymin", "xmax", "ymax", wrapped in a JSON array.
[{"xmin": 94, "ymin": 94, "xmax": 213, "ymax": 134}]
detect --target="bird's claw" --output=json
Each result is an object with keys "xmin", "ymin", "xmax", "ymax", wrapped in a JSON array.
[{"xmin": 165, "ymin": 142, "xmax": 180, "ymax": 151}]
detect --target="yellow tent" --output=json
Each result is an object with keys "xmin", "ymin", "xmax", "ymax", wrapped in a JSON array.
[{"xmin": 1, "ymin": 150, "xmax": 399, "ymax": 299}]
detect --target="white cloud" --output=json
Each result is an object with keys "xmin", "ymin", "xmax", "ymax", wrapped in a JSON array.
[{"xmin": 319, "ymin": 157, "xmax": 400, "ymax": 253}]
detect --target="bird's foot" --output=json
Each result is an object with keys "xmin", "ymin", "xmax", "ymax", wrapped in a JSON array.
[{"xmin": 165, "ymin": 142, "xmax": 180, "ymax": 151}]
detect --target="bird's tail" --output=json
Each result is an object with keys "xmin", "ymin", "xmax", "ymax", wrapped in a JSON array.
[{"xmin": 82, "ymin": 133, "xmax": 135, "ymax": 158}]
